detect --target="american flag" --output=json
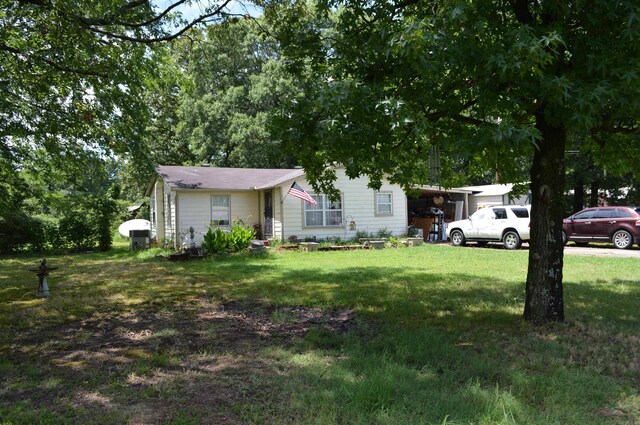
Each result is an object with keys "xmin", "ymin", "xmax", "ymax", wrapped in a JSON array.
[{"xmin": 288, "ymin": 182, "xmax": 318, "ymax": 205}]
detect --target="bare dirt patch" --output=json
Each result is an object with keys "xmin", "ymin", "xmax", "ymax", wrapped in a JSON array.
[{"xmin": 2, "ymin": 299, "xmax": 356, "ymax": 424}]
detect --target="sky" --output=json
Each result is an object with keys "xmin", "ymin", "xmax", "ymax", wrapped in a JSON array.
[{"xmin": 153, "ymin": 0, "xmax": 262, "ymax": 22}]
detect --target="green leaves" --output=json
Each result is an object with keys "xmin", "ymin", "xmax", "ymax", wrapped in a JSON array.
[
  {"xmin": 268, "ymin": 0, "xmax": 640, "ymax": 192},
  {"xmin": 172, "ymin": 19, "xmax": 301, "ymax": 169},
  {"xmin": 203, "ymin": 222, "xmax": 256, "ymax": 256}
]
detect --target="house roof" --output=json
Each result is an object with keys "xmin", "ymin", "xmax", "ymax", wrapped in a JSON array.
[{"xmin": 155, "ymin": 166, "xmax": 305, "ymax": 191}]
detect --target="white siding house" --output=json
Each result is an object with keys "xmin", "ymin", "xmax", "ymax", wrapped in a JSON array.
[
  {"xmin": 278, "ymin": 171, "xmax": 407, "ymax": 241},
  {"xmin": 147, "ymin": 166, "xmax": 408, "ymax": 247}
]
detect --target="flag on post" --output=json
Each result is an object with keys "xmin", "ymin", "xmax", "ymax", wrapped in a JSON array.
[{"xmin": 288, "ymin": 182, "xmax": 318, "ymax": 205}]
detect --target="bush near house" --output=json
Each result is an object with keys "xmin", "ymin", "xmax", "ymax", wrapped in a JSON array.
[{"xmin": 203, "ymin": 222, "xmax": 256, "ymax": 255}]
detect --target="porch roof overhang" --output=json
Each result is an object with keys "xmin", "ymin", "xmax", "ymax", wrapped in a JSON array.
[
  {"xmin": 150, "ymin": 166, "xmax": 305, "ymax": 193},
  {"xmin": 413, "ymin": 185, "xmax": 473, "ymax": 195}
]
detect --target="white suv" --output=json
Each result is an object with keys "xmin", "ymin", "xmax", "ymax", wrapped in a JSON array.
[{"xmin": 446, "ymin": 205, "xmax": 531, "ymax": 250}]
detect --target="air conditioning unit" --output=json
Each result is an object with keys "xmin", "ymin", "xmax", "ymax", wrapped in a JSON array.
[{"xmin": 129, "ymin": 230, "xmax": 150, "ymax": 250}]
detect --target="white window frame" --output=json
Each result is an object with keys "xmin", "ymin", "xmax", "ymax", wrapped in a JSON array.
[
  {"xmin": 211, "ymin": 194, "xmax": 231, "ymax": 227},
  {"xmin": 375, "ymin": 191, "xmax": 393, "ymax": 216},
  {"xmin": 150, "ymin": 191, "xmax": 156, "ymax": 225},
  {"xmin": 166, "ymin": 194, "xmax": 172, "ymax": 225},
  {"xmin": 304, "ymin": 194, "xmax": 343, "ymax": 227}
]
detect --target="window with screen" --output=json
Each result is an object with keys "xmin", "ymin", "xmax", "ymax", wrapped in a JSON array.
[
  {"xmin": 211, "ymin": 195, "xmax": 231, "ymax": 226},
  {"xmin": 304, "ymin": 194, "xmax": 343, "ymax": 227},
  {"xmin": 376, "ymin": 192, "xmax": 393, "ymax": 216}
]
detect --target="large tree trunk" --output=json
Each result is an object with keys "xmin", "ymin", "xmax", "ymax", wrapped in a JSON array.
[
  {"xmin": 573, "ymin": 179, "xmax": 584, "ymax": 212},
  {"xmin": 589, "ymin": 179, "xmax": 599, "ymax": 207},
  {"xmin": 524, "ymin": 111, "xmax": 566, "ymax": 324}
]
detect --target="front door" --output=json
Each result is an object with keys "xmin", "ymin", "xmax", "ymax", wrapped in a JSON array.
[{"xmin": 263, "ymin": 190, "xmax": 273, "ymax": 239}]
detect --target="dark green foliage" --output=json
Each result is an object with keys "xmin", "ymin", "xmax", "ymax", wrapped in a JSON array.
[
  {"xmin": 1, "ymin": 195, "xmax": 119, "ymax": 254},
  {"xmin": 58, "ymin": 210, "xmax": 96, "ymax": 252},
  {"xmin": 95, "ymin": 197, "xmax": 118, "ymax": 251}
]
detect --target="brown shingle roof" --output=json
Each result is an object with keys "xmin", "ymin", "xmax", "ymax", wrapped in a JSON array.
[{"xmin": 156, "ymin": 166, "xmax": 305, "ymax": 191}]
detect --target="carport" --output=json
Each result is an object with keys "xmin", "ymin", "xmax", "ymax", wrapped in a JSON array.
[{"xmin": 408, "ymin": 186, "xmax": 473, "ymax": 241}]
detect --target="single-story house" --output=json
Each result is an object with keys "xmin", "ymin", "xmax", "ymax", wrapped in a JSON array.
[{"xmin": 147, "ymin": 165, "xmax": 408, "ymax": 247}]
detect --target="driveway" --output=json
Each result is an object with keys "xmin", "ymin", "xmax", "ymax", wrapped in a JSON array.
[
  {"xmin": 563, "ymin": 244, "xmax": 640, "ymax": 258},
  {"xmin": 445, "ymin": 242, "xmax": 640, "ymax": 258}
]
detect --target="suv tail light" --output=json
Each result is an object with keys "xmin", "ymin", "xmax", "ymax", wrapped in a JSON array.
[{"xmin": 636, "ymin": 219, "xmax": 640, "ymax": 227}]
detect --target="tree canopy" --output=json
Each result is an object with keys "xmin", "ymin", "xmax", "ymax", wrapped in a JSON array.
[
  {"xmin": 265, "ymin": 0, "xmax": 640, "ymax": 323},
  {"xmin": 0, "ymin": 0, "xmax": 248, "ymax": 248}
]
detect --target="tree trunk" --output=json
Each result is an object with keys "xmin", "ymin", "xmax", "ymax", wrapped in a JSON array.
[
  {"xmin": 524, "ymin": 111, "xmax": 566, "ymax": 324},
  {"xmin": 589, "ymin": 179, "xmax": 599, "ymax": 207},
  {"xmin": 573, "ymin": 179, "xmax": 584, "ymax": 213}
]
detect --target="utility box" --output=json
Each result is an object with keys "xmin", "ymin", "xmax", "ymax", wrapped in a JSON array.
[{"xmin": 129, "ymin": 230, "xmax": 150, "ymax": 250}]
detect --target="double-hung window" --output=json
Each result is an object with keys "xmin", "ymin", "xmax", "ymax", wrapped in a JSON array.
[
  {"xmin": 375, "ymin": 192, "xmax": 393, "ymax": 216},
  {"xmin": 304, "ymin": 194, "xmax": 343, "ymax": 227},
  {"xmin": 211, "ymin": 195, "xmax": 231, "ymax": 226}
]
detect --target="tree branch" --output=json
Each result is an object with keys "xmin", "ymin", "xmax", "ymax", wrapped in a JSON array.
[
  {"xmin": 83, "ymin": 0, "xmax": 234, "ymax": 44},
  {"xmin": 75, "ymin": 0, "xmax": 183, "ymax": 28},
  {"xmin": 1, "ymin": 43, "xmax": 109, "ymax": 78}
]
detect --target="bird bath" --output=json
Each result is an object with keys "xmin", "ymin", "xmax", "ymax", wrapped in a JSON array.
[{"xmin": 27, "ymin": 259, "xmax": 58, "ymax": 298}]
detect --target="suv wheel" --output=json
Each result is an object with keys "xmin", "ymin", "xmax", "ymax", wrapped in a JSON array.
[
  {"xmin": 503, "ymin": 231, "xmax": 522, "ymax": 250},
  {"xmin": 450, "ymin": 229, "xmax": 466, "ymax": 247},
  {"xmin": 562, "ymin": 231, "xmax": 568, "ymax": 245},
  {"xmin": 612, "ymin": 230, "xmax": 633, "ymax": 249}
]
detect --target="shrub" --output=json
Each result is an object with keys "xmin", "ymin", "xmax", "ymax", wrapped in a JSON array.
[
  {"xmin": 203, "ymin": 227, "xmax": 228, "ymax": 255},
  {"xmin": 353, "ymin": 230, "xmax": 370, "ymax": 242},
  {"xmin": 29, "ymin": 215, "xmax": 62, "ymax": 252},
  {"xmin": 376, "ymin": 227, "xmax": 393, "ymax": 238},
  {"xmin": 227, "ymin": 223, "xmax": 255, "ymax": 253},
  {"xmin": 95, "ymin": 197, "xmax": 117, "ymax": 251},
  {"xmin": 0, "ymin": 212, "xmax": 35, "ymax": 253},
  {"xmin": 203, "ymin": 223, "xmax": 256, "ymax": 256},
  {"xmin": 59, "ymin": 210, "xmax": 96, "ymax": 251}
]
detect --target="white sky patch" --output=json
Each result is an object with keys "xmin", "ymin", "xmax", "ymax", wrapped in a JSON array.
[{"xmin": 152, "ymin": 0, "xmax": 262, "ymax": 21}]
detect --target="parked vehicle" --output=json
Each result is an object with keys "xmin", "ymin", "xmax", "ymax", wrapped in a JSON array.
[
  {"xmin": 562, "ymin": 206, "xmax": 640, "ymax": 249},
  {"xmin": 445, "ymin": 205, "xmax": 531, "ymax": 250}
]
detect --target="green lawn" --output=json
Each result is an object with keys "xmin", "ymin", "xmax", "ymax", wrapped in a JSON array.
[{"xmin": 0, "ymin": 245, "xmax": 638, "ymax": 424}]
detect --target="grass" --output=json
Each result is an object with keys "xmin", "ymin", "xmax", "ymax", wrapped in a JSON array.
[{"xmin": 0, "ymin": 244, "xmax": 638, "ymax": 424}]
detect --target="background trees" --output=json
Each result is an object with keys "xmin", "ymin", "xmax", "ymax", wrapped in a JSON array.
[
  {"xmin": 175, "ymin": 19, "xmax": 299, "ymax": 169},
  {"xmin": 0, "ymin": 0, "xmax": 250, "ymax": 250}
]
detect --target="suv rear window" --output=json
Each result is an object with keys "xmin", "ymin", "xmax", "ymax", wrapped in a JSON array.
[
  {"xmin": 595, "ymin": 209, "xmax": 616, "ymax": 219},
  {"xmin": 615, "ymin": 208, "xmax": 635, "ymax": 218},
  {"xmin": 511, "ymin": 208, "xmax": 529, "ymax": 218}
]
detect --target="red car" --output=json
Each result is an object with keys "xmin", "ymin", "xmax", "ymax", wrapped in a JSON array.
[{"xmin": 563, "ymin": 206, "xmax": 640, "ymax": 249}]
